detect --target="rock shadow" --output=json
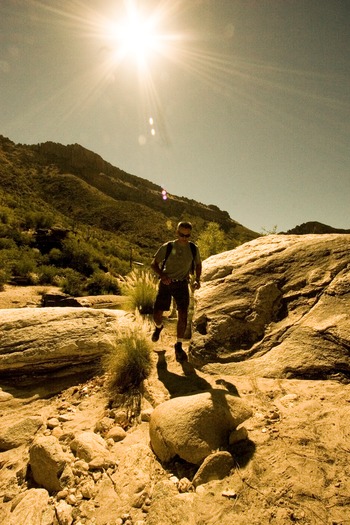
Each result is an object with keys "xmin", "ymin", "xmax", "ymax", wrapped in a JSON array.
[
  {"xmin": 228, "ymin": 438, "xmax": 256, "ymax": 468},
  {"xmin": 156, "ymin": 351, "xmax": 212, "ymax": 398},
  {"xmin": 0, "ymin": 368, "xmax": 98, "ymax": 400}
]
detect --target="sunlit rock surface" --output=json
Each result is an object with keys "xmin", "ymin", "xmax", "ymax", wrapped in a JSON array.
[{"xmin": 190, "ymin": 234, "xmax": 350, "ymax": 379}]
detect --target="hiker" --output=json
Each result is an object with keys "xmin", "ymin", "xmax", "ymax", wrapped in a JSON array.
[{"xmin": 150, "ymin": 221, "xmax": 202, "ymax": 362}]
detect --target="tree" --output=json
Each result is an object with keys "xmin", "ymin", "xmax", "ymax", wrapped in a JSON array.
[{"xmin": 196, "ymin": 222, "xmax": 229, "ymax": 260}]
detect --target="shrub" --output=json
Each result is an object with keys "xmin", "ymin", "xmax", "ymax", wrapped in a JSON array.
[
  {"xmin": 37, "ymin": 265, "xmax": 61, "ymax": 285},
  {"xmin": 86, "ymin": 271, "xmax": 120, "ymax": 295},
  {"xmin": 61, "ymin": 237, "xmax": 96, "ymax": 276},
  {"xmin": 0, "ymin": 269, "xmax": 9, "ymax": 290},
  {"xmin": 60, "ymin": 268, "xmax": 85, "ymax": 296},
  {"xmin": 103, "ymin": 320, "xmax": 153, "ymax": 394},
  {"xmin": 11, "ymin": 251, "xmax": 37, "ymax": 278},
  {"xmin": 46, "ymin": 248, "xmax": 63, "ymax": 265},
  {"xmin": 196, "ymin": 222, "xmax": 229, "ymax": 260},
  {"xmin": 0, "ymin": 237, "xmax": 16, "ymax": 250},
  {"xmin": 117, "ymin": 268, "xmax": 158, "ymax": 314}
]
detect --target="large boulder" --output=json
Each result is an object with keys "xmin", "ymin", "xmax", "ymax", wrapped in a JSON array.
[
  {"xmin": 0, "ymin": 307, "xmax": 133, "ymax": 375},
  {"xmin": 190, "ymin": 234, "xmax": 350, "ymax": 379},
  {"xmin": 149, "ymin": 390, "xmax": 252, "ymax": 464}
]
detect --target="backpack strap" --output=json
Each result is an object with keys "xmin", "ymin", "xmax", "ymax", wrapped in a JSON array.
[
  {"xmin": 189, "ymin": 242, "xmax": 197, "ymax": 274},
  {"xmin": 160, "ymin": 241, "xmax": 173, "ymax": 272}
]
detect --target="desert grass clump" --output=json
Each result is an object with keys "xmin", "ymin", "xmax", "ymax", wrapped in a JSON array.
[
  {"xmin": 103, "ymin": 321, "xmax": 153, "ymax": 395},
  {"xmin": 117, "ymin": 268, "xmax": 158, "ymax": 314},
  {"xmin": 103, "ymin": 319, "xmax": 153, "ymax": 425}
]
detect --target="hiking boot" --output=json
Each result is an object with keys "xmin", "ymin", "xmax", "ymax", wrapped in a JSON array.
[
  {"xmin": 175, "ymin": 342, "xmax": 188, "ymax": 363},
  {"xmin": 151, "ymin": 325, "xmax": 163, "ymax": 342}
]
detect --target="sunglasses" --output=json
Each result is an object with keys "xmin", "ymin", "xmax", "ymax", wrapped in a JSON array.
[{"xmin": 178, "ymin": 232, "xmax": 191, "ymax": 238}]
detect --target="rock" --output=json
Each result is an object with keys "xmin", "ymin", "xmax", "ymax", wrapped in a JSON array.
[
  {"xmin": 190, "ymin": 234, "xmax": 350, "ymax": 379},
  {"xmin": 8, "ymin": 488, "xmax": 54, "ymax": 525},
  {"xmin": 0, "ymin": 388, "xmax": 13, "ymax": 402},
  {"xmin": 74, "ymin": 295, "xmax": 128, "ymax": 309},
  {"xmin": 0, "ymin": 307, "xmax": 133, "ymax": 375},
  {"xmin": 149, "ymin": 390, "xmax": 252, "ymax": 464},
  {"xmin": 41, "ymin": 292, "xmax": 81, "ymax": 307},
  {"xmin": 229, "ymin": 426, "xmax": 248, "ymax": 444},
  {"xmin": 192, "ymin": 451, "xmax": 234, "ymax": 487},
  {"xmin": 0, "ymin": 447, "xmax": 29, "ymax": 502},
  {"xmin": 0, "ymin": 416, "xmax": 44, "ymax": 451},
  {"xmin": 177, "ymin": 477, "xmax": 193, "ymax": 493},
  {"xmin": 29, "ymin": 435, "xmax": 71, "ymax": 492},
  {"xmin": 54, "ymin": 499, "xmax": 74, "ymax": 525},
  {"xmin": 70, "ymin": 431, "xmax": 112, "ymax": 464},
  {"xmin": 94, "ymin": 416, "xmax": 115, "ymax": 434},
  {"xmin": 141, "ymin": 407, "xmax": 153, "ymax": 422},
  {"xmin": 106, "ymin": 425, "xmax": 127, "ymax": 442}
]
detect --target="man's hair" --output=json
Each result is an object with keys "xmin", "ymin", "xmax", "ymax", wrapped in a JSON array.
[{"xmin": 177, "ymin": 221, "xmax": 192, "ymax": 231}]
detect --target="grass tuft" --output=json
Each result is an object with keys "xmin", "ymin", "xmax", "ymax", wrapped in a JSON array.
[
  {"xmin": 103, "ymin": 317, "xmax": 153, "ymax": 394},
  {"xmin": 117, "ymin": 268, "xmax": 158, "ymax": 314}
]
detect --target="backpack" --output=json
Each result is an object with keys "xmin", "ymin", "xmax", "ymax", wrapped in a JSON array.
[{"xmin": 161, "ymin": 241, "xmax": 197, "ymax": 274}]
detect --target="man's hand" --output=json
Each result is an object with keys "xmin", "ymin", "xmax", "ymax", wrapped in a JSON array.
[
  {"xmin": 160, "ymin": 274, "xmax": 172, "ymax": 285},
  {"xmin": 192, "ymin": 280, "xmax": 201, "ymax": 290}
]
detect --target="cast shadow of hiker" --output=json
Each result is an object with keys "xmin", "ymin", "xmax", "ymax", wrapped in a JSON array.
[
  {"xmin": 156, "ymin": 350, "xmax": 212, "ymax": 398},
  {"xmin": 155, "ymin": 351, "xmax": 255, "ymax": 468}
]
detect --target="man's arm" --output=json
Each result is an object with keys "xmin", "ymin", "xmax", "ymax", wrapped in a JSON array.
[{"xmin": 151, "ymin": 257, "xmax": 172, "ymax": 285}]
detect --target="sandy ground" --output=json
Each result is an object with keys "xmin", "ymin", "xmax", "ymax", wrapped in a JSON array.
[
  {"xmin": 0, "ymin": 284, "xmax": 60, "ymax": 309},
  {"xmin": 1, "ymin": 286, "xmax": 350, "ymax": 524}
]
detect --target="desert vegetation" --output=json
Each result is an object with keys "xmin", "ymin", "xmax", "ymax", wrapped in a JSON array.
[{"xmin": 0, "ymin": 135, "xmax": 259, "ymax": 296}]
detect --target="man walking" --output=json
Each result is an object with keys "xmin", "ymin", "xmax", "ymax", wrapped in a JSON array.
[{"xmin": 150, "ymin": 221, "xmax": 202, "ymax": 362}]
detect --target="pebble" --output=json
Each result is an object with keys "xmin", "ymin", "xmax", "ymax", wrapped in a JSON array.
[{"xmin": 222, "ymin": 489, "xmax": 237, "ymax": 499}]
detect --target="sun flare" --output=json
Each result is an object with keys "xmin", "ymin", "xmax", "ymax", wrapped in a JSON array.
[{"xmin": 103, "ymin": 3, "xmax": 170, "ymax": 70}]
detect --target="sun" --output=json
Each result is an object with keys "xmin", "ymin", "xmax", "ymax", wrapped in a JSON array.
[{"xmin": 104, "ymin": 3, "xmax": 168, "ymax": 70}]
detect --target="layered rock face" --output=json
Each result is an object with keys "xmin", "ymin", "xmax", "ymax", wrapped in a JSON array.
[
  {"xmin": 190, "ymin": 234, "xmax": 350, "ymax": 379},
  {"xmin": 0, "ymin": 308, "xmax": 133, "ymax": 376}
]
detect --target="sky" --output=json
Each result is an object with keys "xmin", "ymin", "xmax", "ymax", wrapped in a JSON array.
[{"xmin": 1, "ymin": 0, "xmax": 350, "ymax": 234}]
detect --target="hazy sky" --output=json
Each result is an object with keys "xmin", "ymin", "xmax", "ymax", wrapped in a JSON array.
[{"xmin": 1, "ymin": 0, "xmax": 349, "ymax": 233}]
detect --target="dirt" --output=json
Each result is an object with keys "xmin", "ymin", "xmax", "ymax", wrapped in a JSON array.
[
  {"xmin": 0, "ymin": 284, "xmax": 60, "ymax": 309},
  {"xmin": 1, "ymin": 286, "xmax": 350, "ymax": 524}
]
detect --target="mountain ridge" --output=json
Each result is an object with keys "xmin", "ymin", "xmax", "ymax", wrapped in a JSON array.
[{"xmin": 0, "ymin": 134, "xmax": 258, "ymax": 282}]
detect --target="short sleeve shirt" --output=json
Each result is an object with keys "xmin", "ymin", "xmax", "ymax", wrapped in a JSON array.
[{"xmin": 153, "ymin": 240, "xmax": 201, "ymax": 280}]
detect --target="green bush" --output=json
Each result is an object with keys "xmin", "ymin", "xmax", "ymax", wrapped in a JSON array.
[
  {"xmin": 196, "ymin": 222, "xmax": 229, "ymax": 260},
  {"xmin": 60, "ymin": 268, "xmax": 85, "ymax": 296},
  {"xmin": 0, "ymin": 237, "xmax": 16, "ymax": 250},
  {"xmin": 61, "ymin": 237, "xmax": 97, "ymax": 276},
  {"xmin": 37, "ymin": 265, "xmax": 61, "ymax": 285},
  {"xmin": 0, "ymin": 269, "xmax": 9, "ymax": 290},
  {"xmin": 22, "ymin": 211, "xmax": 54, "ymax": 230},
  {"xmin": 103, "ymin": 321, "xmax": 152, "ymax": 393},
  {"xmin": 46, "ymin": 248, "xmax": 63, "ymax": 265},
  {"xmin": 86, "ymin": 271, "xmax": 120, "ymax": 295},
  {"xmin": 10, "ymin": 248, "xmax": 39, "ymax": 279},
  {"xmin": 117, "ymin": 268, "xmax": 158, "ymax": 314}
]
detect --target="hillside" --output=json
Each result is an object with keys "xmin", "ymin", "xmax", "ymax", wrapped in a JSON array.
[
  {"xmin": 0, "ymin": 133, "xmax": 258, "ymax": 254},
  {"xmin": 283, "ymin": 221, "xmax": 350, "ymax": 235},
  {"xmin": 0, "ymin": 136, "xmax": 259, "ymax": 296}
]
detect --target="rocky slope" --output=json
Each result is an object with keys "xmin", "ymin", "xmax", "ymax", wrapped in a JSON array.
[{"xmin": 1, "ymin": 234, "xmax": 350, "ymax": 525}]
